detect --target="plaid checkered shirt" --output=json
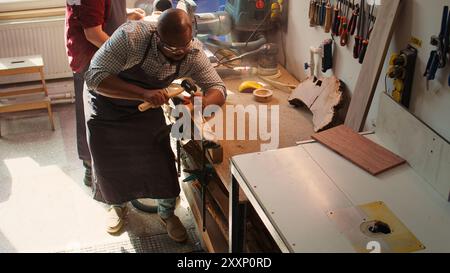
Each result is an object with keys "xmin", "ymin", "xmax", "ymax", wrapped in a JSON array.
[{"xmin": 85, "ymin": 20, "xmax": 226, "ymax": 97}]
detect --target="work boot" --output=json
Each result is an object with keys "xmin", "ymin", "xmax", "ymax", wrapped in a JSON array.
[
  {"xmin": 159, "ymin": 215, "xmax": 188, "ymax": 243},
  {"xmin": 83, "ymin": 161, "xmax": 92, "ymax": 187},
  {"xmin": 106, "ymin": 206, "xmax": 127, "ymax": 234}
]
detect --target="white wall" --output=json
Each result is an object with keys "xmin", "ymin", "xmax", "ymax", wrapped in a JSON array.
[{"xmin": 283, "ymin": 0, "xmax": 450, "ymax": 141}]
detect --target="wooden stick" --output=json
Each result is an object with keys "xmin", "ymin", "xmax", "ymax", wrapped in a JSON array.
[
  {"xmin": 138, "ymin": 85, "xmax": 185, "ymax": 112},
  {"xmin": 345, "ymin": 0, "xmax": 402, "ymax": 132}
]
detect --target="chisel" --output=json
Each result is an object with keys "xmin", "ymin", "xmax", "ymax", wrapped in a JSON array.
[
  {"xmin": 309, "ymin": 0, "xmax": 316, "ymax": 26},
  {"xmin": 340, "ymin": 0, "xmax": 350, "ymax": 46},
  {"xmin": 349, "ymin": 0, "xmax": 359, "ymax": 35},
  {"xmin": 309, "ymin": 0, "xmax": 315, "ymax": 20},
  {"xmin": 332, "ymin": 0, "xmax": 342, "ymax": 36},
  {"xmin": 315, "ymin": 0, "xmax": 321, "ymax": 25},
  {"xmin": 353, "ymin": 0, "xmax": 364, "ymax": 58}
]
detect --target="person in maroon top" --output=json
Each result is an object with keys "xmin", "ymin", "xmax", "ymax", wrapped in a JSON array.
[{"xmin": 65, "ymin": 0, "xmax": 145, "ymax": 188}]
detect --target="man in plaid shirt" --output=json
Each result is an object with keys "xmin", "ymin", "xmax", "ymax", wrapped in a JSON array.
[{"xmin": 84, "ymin": 8, "xmax": 226, "ymax": 241}]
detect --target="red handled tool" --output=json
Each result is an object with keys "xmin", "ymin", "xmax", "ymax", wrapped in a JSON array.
[
  {"xmin": 353, "ymin": 0, "xmax": 365, "ymax": 58},
  {"xmin": 332, "ymin": 0, "xmax": 342, "ymax": 36},
  {"xmin": 340, "ymin": 0, "xmax": 350, "ymax": 46},
  {"xmin": 349, "ymin": 0, "xmax": 359, "ymax": 35},
  {"xmin": 359, "ymin": 3, "xmax": 375, "ymax": 64}
]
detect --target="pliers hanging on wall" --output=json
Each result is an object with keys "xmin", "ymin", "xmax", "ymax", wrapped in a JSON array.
[{"xmin": 424, "ymin": 6, "xmax": 449, "ymax": 88}]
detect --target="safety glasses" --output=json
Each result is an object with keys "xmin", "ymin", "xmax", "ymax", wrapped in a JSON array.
[{"xmin": 156, "ymin": 32, "xmax": 195, "ymax": 56}]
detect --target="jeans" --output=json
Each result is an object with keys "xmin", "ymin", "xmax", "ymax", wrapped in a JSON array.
[
  {"xmin": 112, "ymin": 198, "xmax": 176, "ymax": 219},
  {"xmin": 156, "ymin": 198, "xmax": 177, "ymax": 219}
]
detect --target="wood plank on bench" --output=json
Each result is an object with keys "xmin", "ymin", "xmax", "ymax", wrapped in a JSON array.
[{"xmin": 312, "ymin": 124, "xmax": 406, "ymax": 176}]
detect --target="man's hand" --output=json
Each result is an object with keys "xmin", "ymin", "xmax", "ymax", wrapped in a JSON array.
[
  {"xmin": 127, "ymin": 8, "xmax": 146, "ymax": 21},
  {"xmin": 184, "ymin": 91, "xmax": 205, "ymax": 113},
  {"xmin": 143, "ymin": 89, "xmax": 169, "ymax": 107}
]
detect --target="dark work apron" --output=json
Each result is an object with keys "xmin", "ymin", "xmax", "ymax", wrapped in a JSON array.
[{"xmin": 86, "ymin": 33, "xmax": 181, "ymax": 204}]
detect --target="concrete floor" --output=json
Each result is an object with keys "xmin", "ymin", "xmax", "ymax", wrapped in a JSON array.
[{"xmin": 0, "ymin": 99, "xmax": 200, "ymax": 253}]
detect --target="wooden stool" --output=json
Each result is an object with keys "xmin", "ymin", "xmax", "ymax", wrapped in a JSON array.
[{"xmin": 0, "ymin": 55, "xmax": 55, "ymax": 136}]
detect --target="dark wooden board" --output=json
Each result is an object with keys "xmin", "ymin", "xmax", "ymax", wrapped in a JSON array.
[{"xmin": 312, "ymin": 125, "xmax": 406, "ymax": 176}]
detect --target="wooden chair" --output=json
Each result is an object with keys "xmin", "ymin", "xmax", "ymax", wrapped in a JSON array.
[{"xmin": 0, "ymin": 55, "xmax": 55, "ymax": 136}]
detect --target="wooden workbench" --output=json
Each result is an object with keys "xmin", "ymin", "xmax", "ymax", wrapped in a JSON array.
[
  {"xmin": 213, "ymin": 66, "xmax": 314, "ymax": 193},
  {"xmin": 181, "ymin": 65, "xmax": 316, "ymax": 252}
]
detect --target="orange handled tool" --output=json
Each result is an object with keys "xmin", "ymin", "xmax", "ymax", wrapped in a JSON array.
[
  {"xmin": 339, "ymin": 0, "xmax": 350, "ymax": 46},
  {"xmin": 359, "ymin": 3, "xmax": 375, "ymax": 64},
  {"xmin": 324, "ymin": 0, "xmax": 333, "ymax": 33}
]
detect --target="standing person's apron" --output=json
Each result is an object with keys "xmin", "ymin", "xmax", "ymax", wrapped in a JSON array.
[{"xmin": 86, "ymin": 33, "xmax": 181, "ymax": 204}]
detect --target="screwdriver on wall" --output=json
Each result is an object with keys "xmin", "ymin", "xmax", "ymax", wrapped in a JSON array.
[
  {"xmin": 309, "ymin": 0, "xmax": 316, "ymax": 26},
  {"xmin": 353, "ymin": 0, "xmax": 365, "ymax": 58},
  {"xmin": 339, "ymin": 0, "xmax": 347, "ymax": 35},
  {"xmin": 320, "ymin": 0, "xmax": 326, "ymax": 26},
  {"xmin": 332, "ymin": 0, "xmax": 342, "ymax": 36},
  {"xmin": 324, "ymin": 0, "xmax": 333, "ymax": 33},
  {"xmin": 349, "ymin": 0, "xmax": 359, "ymax": 35},
  {"xmin": 318, "ymin": 0, "xmax": 323, "ymax": 25},
  {"xmin": 359, "ymin": 3, "xmax": 375, "ymax": 64},
  {"xmin": 340, "ymin": 0, "xmax": 350, "ymax": 46},
  {"xmin": 317, "ymin": 0, "xmax": 322, "ymax": 25}
]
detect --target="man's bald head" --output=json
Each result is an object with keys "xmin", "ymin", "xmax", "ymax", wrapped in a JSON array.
[{"xmin": 157, "ymin": 9, "xmax": 192, "ymax": 48}]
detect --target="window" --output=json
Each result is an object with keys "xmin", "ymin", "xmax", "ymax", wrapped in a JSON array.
[{"xmin": 0, "ymin": 0, "xmax": 65, "ymax": 13}]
